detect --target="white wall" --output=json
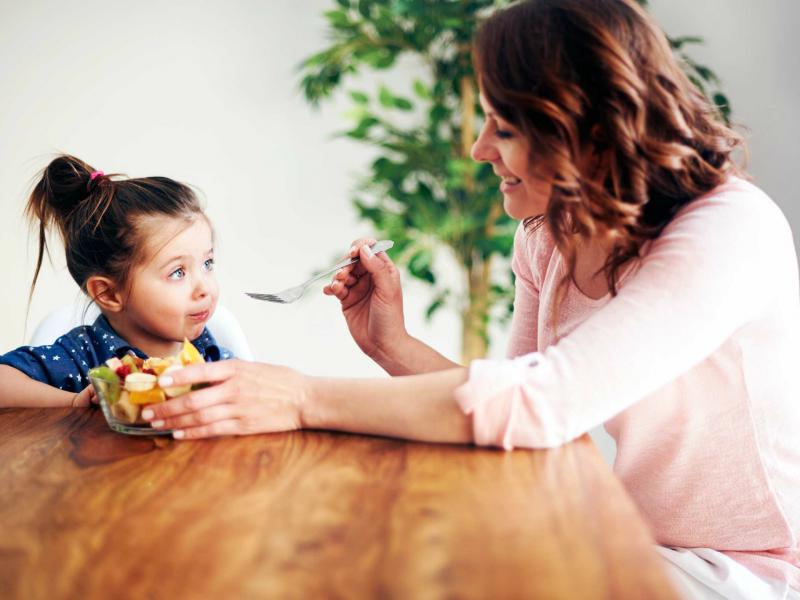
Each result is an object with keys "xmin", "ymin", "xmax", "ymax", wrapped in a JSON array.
[
  {"xmin": 1, "ymin": 1, "xmax": 797, "ymax": 461},
  {"xmin": 649, "ymin": 0, "xmax": 800, "ymax": 243},
  {"xmin": 0, "ymin": 0, "xmax": 464, "ymax": 378}
]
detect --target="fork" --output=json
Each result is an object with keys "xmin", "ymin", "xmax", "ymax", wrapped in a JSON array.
[{"xmin": 245, "ymin": 240, "xmax": 394, "ymax": 304}]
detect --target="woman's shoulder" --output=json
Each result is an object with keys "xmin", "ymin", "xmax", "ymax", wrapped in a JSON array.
[
  {"xmin": 677, "ymin": 175, "xmax": 786, "ymax": 225},
  {"xmin": 513, "ymin": 219, "xmax": 557, "ymax": 275},
  {"xmin": 652, "ymin": 175, "xmax": 797, "ymax": 282},
  {"xmin": 662, "ymin": 176, "xmax": 793, "ymax": 252}
]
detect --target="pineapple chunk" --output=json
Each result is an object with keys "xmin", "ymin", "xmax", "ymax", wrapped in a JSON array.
[
  {"xmin": 178, "ymin": 338, "xmax": 204, "ymax": 366},
  {"xmin": 129, "ymin": 388, "xmax": 167, "ymax": 405}
]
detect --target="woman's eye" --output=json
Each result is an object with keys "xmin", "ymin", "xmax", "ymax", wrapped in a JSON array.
[
  {"xmin": 203, "ymin": 258, "xmax": 215, "ymax": 271},
  {"xmin": 168, "ymin": 267, "xmax": 186, "ymax": 280},
  {"xmin": 495, "ymin": 128, "xmax": 513, "ymax": 139}
]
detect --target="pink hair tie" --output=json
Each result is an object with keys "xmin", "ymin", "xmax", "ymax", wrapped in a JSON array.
[{"xmin": 87, "ymin": 170, "xmax": 104, "ymax": 192}]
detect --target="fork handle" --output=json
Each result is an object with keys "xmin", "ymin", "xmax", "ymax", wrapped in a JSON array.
[{"xmin": 310, "ymin": 240, "xmax": 394, "ymax": 283}]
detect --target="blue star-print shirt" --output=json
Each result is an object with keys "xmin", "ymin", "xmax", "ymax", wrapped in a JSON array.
[{"xmin": 0, "ymin": 315, "xmax": 233, "ymax": 392}]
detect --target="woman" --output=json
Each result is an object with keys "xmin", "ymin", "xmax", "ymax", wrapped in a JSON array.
[{"xmin": 143, "ymin": 0, "xmax": 800, "ymax": 596}]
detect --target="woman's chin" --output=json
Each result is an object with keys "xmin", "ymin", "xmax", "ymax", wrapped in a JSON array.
[{"xmin": 503, "ymin": 195, "xmax": 544, "ymax": 220}]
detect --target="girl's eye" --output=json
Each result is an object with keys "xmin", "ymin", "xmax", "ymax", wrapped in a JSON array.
[
  {"xmin": 203, "ymin": 258, "xmax": 215, "ymax": 271},
  {"xmin": 495, "ymin": 128, "xmax": 513, "ymax": 139},
  {"xmin": 168, "ymin": 267, "xmax": 186, "ymax": 280}
]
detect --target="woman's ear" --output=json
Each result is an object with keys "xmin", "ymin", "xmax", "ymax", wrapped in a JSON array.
[{"xmin": 86, "ymin": 276, "xmax": 124, "ymax": 313}]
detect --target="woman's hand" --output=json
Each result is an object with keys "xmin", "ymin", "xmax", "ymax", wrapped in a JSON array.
[
  {"xmin": 72, "ymin": 384, "xmax": 97, "ymax": 407},
  {"xmin": 323, "ymin": 238, "xmax": 408, "ymax": 364},
  {"xmin": 141, "ymin": 360, "xmax": 309, "ymax": 439}
]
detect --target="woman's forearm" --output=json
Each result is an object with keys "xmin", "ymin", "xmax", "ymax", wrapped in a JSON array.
[
  {"xmin": 0, "ymin": 365, "xmax": 76, "ymax": 408},
  {"xmin": 302, "ymin": 367, "xmax": 473, "ymax": 444},
  {"xmin": 373, "ymin": 335, "xmax": 461, "ymax": 376}
]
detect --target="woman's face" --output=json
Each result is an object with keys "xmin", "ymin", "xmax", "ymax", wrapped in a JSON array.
[{"xmin": 471, "ymin": 94, "xmax": 552, "ymax": 220}]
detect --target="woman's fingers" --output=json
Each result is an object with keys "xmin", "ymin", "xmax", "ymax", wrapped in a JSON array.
[
  {"xmin": 341, "ymin": 271, "xmax": 373, "ymax": 310},
  {"xmin": 325, "ymin": 237, "xmax": 381, "ymax": 301},
  {"xmin": 326, "ymin": 270, "xmax": 364, "ymax": 301},
  {"xmin": 151, "ymin": 401, "xmax": 237, "ymax": 430},
  {"xmin": 143, "ymin": 378, "xmax": 236, "ymax": 421},
  {"xmin": 355, "ymin": 242, "xmax": 396, "ymax": 289},
  {"xmin": 158, "ymin": 359, "xmax": 239, "ymax": 389},
  {"xmin": 173, "ymin": 419, "xmax": 242, "ymax": 440}
]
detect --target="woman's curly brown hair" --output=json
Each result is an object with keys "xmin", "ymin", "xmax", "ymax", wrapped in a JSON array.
[{"xmin": 473, "ymin": 0, "xmax": 745, "ymax": 304}]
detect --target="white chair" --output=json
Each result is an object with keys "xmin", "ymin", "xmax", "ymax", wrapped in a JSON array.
[{"xmin": 30, "ymin": 302, "xmax": 253, "ymax": 360}]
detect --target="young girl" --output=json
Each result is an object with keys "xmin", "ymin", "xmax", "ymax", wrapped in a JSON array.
[
  {"xmin": 0, "ymin": 155, "xmax": 232, "ymax": 408},
  {"xmin": 140, "ymin": 1, "xmax": 799, "ymax": 597}
]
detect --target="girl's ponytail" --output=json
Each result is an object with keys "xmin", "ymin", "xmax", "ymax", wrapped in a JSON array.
[{"xmin": 24, "ymin": 155, "xmax": 113, "ymax": 304}]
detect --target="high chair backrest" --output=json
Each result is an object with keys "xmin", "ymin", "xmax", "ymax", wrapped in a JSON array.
[{"xmin": 29, "ymin": 303, "xmax": 253, "ymax": 361}]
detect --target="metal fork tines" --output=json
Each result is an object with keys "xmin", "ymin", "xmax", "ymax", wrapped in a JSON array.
[{"xmin": 246, "ymin": 240, "xmax": 393, "ymax": 304}]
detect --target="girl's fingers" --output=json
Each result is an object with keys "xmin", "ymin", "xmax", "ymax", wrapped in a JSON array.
[{"xmin": 173, "ymin": 419, "xmax": 241, "ymax": 440}]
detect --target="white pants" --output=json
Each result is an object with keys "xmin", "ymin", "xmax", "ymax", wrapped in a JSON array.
[{"xmin": 656, "ymin": 546, "xmax": 799, "ymax": 600}]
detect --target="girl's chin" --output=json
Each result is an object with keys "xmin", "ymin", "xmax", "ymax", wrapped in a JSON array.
[{"xmin": 184, "ymin": 323, "xmax": 206, "ymax": 340}]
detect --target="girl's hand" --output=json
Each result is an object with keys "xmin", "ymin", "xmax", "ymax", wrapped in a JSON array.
[
  {"xmin": 141, "ymin": 360, "xmax": 309, "ymax": 440},
  {"xmin": 323, "ymin": 238, "xmax": 408, "ymax": 363},
  {"xmin": 72, "ymin": 384, "xmax": 97, "ymax": 407}
]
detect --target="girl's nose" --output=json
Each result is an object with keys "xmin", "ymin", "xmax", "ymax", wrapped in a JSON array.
[{"xmin": 193, "ymin": 276, "xmax": 209, "ymax": 299}]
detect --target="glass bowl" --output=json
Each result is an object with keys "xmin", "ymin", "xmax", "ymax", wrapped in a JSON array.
[{"xmin": 90, "ymin": 375, "xmax": 173, "ymax": 436}]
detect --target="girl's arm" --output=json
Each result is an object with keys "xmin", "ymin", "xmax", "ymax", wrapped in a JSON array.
[{"xmin": 0, "ymin": 365, "xmax": 85, "ymax": 408}]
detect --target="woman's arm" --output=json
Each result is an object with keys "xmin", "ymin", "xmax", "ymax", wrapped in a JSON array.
[
  {"xmin": 304, "ymin": 367, "xmax": 471, "ymax": 443},
  {"xmin": 0, "ymin": 365, "xmax": 90, "ymax": 408},
  {"xmin": 371, "ymin": 334, "xmax": 460, "ymax": 376},
  {"xmin": 143, "ymin": 360, "xmax": 471, "ymax": 442}
]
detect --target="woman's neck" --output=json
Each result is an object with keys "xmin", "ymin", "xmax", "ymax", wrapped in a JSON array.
[
  {"xmin": 103, "ymin": 313, "xmax": 183, "ymax": 358},
  {"xmin": 573, "ymin": 234, "xmax": 616, "ymax": 300}
]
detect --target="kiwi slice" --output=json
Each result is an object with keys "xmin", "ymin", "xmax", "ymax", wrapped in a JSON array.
[{"xmin": 88, "ymin": 366, "xmax": 121, "ymax": 405}]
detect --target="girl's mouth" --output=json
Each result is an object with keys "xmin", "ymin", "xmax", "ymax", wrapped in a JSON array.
[{"xmin": 188, "ymin": 310, "xmax": 210, "ymax": 322}]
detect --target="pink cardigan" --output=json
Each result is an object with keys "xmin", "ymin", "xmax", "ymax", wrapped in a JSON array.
[{"xmin": 454, "ymin": 177, "xmax": 800, "ymax": 588}]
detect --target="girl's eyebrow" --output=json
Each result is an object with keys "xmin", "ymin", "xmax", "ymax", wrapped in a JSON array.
[{"xmin": 158, "ymin": 248, "xmax": 213, "ymax": 270}]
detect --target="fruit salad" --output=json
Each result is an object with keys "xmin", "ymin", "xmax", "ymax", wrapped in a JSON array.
[{"xmin": 88, "ymin": 339, "xmax": 204, "ymax": 431}]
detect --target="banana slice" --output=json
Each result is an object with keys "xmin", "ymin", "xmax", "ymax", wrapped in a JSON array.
[{"xmin": 124, "ymin": 372, "xmax": 157, "ymax": 392}]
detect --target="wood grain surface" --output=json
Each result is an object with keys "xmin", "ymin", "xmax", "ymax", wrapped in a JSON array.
[{"xmin": 0, "ymin": 407, "xmax": 677, "ymax": 599}]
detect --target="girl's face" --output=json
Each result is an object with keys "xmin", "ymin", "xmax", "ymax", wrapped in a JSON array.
[
  {"xmin": 471, "ymin": 94, "xmax": 553, "ymax": 220},
  {"xmin": 123, "ymin": 216, "xmax": 219, "ymax": 346}
]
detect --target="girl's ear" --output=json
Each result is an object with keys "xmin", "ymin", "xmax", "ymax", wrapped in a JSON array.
[{"xmin": 86, "ymin": 276, "xmax": 124, "ymax": 313}]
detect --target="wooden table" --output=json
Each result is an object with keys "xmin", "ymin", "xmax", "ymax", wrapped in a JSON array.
[{"xmin": 0, "ymin": 408, "xmax": 677, "ymax": 599}]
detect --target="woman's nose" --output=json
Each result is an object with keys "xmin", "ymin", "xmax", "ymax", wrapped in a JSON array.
[{"xmin": 471, "ymin": 129, "xmax": 498, "ymax": 163}]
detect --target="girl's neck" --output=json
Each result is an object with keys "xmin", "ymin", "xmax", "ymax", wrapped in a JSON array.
[{"xmin": 103, "ymin": 313, "xmax": 183, "ymax": 358}]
